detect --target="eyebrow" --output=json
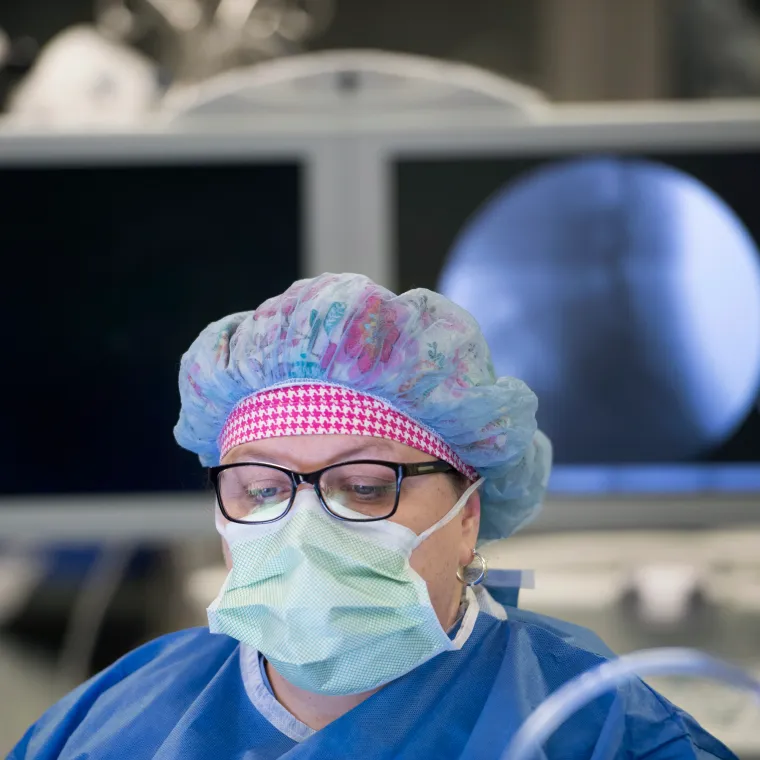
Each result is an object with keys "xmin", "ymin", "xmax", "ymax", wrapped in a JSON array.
[{"xmin": 225, "ymin": 438, "xmax": 402, "ymax": 468}]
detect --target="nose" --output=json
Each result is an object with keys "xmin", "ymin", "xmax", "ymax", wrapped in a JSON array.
[{"xmin": 291, "ymin": 481, "xmax": 335, "ymax": 519}]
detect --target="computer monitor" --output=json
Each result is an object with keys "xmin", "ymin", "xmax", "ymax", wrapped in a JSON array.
[
  {"xmin": 2, "ymin": 107, "xmax": 758, "ymax": 536},
  {"xmin": 387, "ymin": 109, "xmax": 760, "ymax": 519},
  {"xmin": 0, "ymin": 135, "xmax": 309, "ymax": 522}
]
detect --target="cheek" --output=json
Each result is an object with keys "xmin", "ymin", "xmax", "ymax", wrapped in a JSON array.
[
  {"xmin": 405, "ymin": 481, "xmax": 464, "ymax": 587},
  {"xmin": 409, "ymin": 518, "xmax": 462, "ymax": 609}
]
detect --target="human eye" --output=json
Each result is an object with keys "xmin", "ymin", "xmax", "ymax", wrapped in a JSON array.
[
  {"xmin": 243, "ymin": 482, "xmax": 290, "ymax": 505},
  {"xmin": 344, "ymin": 480, "xmax": 394, "ymax": 501},
  {"xmin": 221, "ymin": 466, "xmax": 291, "ymax": 509},
  {"xmin": 321, "ymin": 464, "xmax": 398, "ymax": 516}
]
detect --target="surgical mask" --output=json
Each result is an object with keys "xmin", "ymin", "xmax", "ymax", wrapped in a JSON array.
[{"xmin": 208, "ymin": 477, "xmax": 484, "ymax": 695}]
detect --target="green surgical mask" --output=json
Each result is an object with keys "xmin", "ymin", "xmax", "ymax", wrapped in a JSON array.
[{"xmin": 208, "ymin": 479, "xmax": 483, "ymax": 695}]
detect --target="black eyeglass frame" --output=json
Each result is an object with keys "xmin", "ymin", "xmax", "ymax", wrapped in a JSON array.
[{"xmin": 208, "ymin": 459, "xmax": 456, "ymax": 525}]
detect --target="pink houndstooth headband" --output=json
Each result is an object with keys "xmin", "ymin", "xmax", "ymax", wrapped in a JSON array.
[{"xmin": 219, "ymin": 382, "xmax": 478, "ymax": 480}]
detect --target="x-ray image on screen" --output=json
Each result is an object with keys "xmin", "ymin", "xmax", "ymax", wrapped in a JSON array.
[
  {"xmin": 392, "ymin": 151, "xmax": 760, "ymax": 494},
  {"xmin": 440, "ymin": 157, "xmax": 760, "ymax": 467}
]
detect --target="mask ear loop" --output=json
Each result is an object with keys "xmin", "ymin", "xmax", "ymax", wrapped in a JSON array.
[
  {"xmin": 415, "ymin": 477, "xmax": 485, "ymax": 546},
  {"xmin": 214, "ymin": 500, "xmax": 227, "ymax": 533}
]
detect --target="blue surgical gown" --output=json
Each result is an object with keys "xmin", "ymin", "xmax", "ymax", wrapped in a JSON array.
[{"xmin": 9, "ymin": 588, "xmax": 737, "ymax": 760}]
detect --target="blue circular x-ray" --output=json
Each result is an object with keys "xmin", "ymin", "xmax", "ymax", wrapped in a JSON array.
[{"xmin": 439, "ymin": 157, "xmax": 760, "ymax": 463}]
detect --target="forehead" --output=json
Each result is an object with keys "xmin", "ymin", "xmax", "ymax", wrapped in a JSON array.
[{"xmin": 222, "ymin": 434, "xmax": 433, "ymax": 470}]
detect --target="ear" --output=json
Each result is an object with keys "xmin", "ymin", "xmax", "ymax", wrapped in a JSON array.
[{"xmin": 458, "ymin": 491, "xmax": 481, "ymax": 567}]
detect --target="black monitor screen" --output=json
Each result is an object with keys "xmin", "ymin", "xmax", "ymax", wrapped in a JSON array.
[
  {"xmin": 395, "ymin": 150, "xmax": 760, "ymax": 494},
  {"xmin": 0, "ymin": 161, "xmax": 301, "ymax": 495}
]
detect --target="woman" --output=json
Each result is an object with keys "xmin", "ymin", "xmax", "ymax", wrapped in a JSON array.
[{"xmin": 12, "ymin": 273, "xmax": 735, "ymax": 759}]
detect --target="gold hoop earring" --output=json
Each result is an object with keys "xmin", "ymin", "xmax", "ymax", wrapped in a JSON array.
[{"xmin": 456, "ymin": 550, "xmax": 488, "ymax": 587}]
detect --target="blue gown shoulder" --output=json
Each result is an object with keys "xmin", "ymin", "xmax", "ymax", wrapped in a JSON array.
[
  {"xmin": 9, "ymin": 628, "xmax": 240, "ymax": 760},
  {"xmin": 464, "ymin": 608, "xmax": 737, "ymax": 760}
]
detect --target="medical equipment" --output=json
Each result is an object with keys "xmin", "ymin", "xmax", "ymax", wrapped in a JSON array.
[
  {"xmin": 7, "ymin": 26, "xmax": 160, "ymax": 127},
  {"xmin": 95, "ymin": 0, "xmax": 335, "ymax": 81},
  {"xmin": 0, "ymin": 82, "xmax": 759, "ymax": 543},
  {"xmin": 501, "ymin": 648, "xmax": 760, "ymax": 760}
]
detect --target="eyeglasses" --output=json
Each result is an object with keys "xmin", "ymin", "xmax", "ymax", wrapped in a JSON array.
[{"xmin": 209, "ymin": 459, "xmax": 456, "ymax": 524}]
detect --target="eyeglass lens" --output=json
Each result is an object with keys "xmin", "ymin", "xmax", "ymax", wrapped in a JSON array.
[{"xmin": 217, "ymin": 462, "xmax": 399, "ymax": 523}]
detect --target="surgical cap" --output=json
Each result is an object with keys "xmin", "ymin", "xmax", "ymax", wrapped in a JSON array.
[{"xmin": 174, "ymin": 273, "xmax": 552, "ymax": 541}]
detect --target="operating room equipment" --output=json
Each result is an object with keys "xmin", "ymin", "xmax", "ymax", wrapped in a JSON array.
[{"xmin": 501, "ymin": 648, "xmax": 760, "ymax": 760}]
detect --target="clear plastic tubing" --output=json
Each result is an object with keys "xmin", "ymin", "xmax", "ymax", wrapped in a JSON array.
[{"xmin": 502, "ymin": 648, "xmax": 760, "ymax": 760}]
